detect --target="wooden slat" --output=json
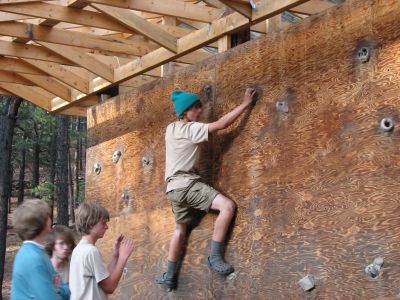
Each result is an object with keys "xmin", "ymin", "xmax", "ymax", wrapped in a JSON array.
[
  {"xmin": 0, "ymin": 70, "xmax": 33, "ymax": 85},
  {"xmin": 87, "ymin": 0, "xmax": 223, "ymax": 23},
  {"xmin": 39, "ymin": 42, "xmax": 115, "ymax": 82},
  {"xmin": 0, "ymin": 57, "xmax": 44, "ymax": 75},
  {"xmin": 0, "ymin": 82, "xmax": 52, "ymax": 110},
  {"xmin": 18, "ymin": 73, "xmax": 74, "ymax": 101},
  {"xmin": 252, "ymin": 0, "xmax": 310, "ymax": 22},
  {"xmin": 22, "ymin": 59, "xmax": 91, "ymax": 94},
  {"xmin": 0, "ymin": 11, "xmax": 31, "ymax": 21},
  {"xmin": 91, "ymin": 4, "xmax": 178, "ymax": 52},
  {"xmin": 289, "ymin": 0, "xmax": 336, "ymax": 15},
  {"xmin": 0, "ymin": 21, "xmax": 157, "ymax": 56},
  {"xmin": 0, "ymin": 40, "xmax": 71, "ymax": 64},
  {"xmin": 0, "ymin": 2, "xmax": 131, "ymax": 32},
  {"xmin": 218, "ymin": 0, "xmax": 252, "ymax": 18},
  {"xmin": 0, "ymin": 87, "xmax": 13, "ymax": 95},
  {"xmin": 218, "ymin": 34, "xmax": 231, "ymax": 53}
]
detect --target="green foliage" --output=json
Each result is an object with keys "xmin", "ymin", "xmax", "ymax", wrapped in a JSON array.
[{"xmin": 32, "ymin": 182, "xmax": 55, "ymax": 206}]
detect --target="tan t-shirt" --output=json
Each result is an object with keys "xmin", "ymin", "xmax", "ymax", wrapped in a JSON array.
[
  {"xmin": 69, "ymin": 239, "xmax": 109, "ymax": 300},
  {"xmin": 165, "ymin": 121, "xmax": 209, "ymax": 192}
]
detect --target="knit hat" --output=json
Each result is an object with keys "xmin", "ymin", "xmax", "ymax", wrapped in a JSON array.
[{"xmin": 170, "ymin": 90, "xmax": 200, "ymax": 118}]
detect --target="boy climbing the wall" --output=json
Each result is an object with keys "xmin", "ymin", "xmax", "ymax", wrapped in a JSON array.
[
  {"xmin": 156, "ymin": 88, "xmax": 256, "ymax": 289},
  {"xmin": 69, "ymin": 203, "xmax": 134, "ymax": 300}
]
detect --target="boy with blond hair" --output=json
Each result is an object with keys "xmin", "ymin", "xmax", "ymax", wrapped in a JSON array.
[
  {"xmin": 69, "ymin": 202, "xmax": 134, "ymax": 300},
  {"xmin": 11, "ymin": 199, "xmax": 70, "ymax": 299}
]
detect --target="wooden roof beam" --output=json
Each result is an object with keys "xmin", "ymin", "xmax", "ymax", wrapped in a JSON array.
[
  {"xmin": 18, "ymin": 73, "xmax": 78, "ymax": 101},
  {"xmin": 0, "ymin": 21, "xmax": 156, "ymax": 56},
  {"xmin": 91, "ymin": 4, "xmax": 178, "ymax": 52},
  {"xmin": 0, "ymin": 82, "xmax": 53, "ymax": 110},
  {"xmin": 87, "ymin": 0, "xmax": 223, "ymax": 23},
  {"xmin": 22, "ymin": 59, "xmax": 91, "ymax": 94},
  {"xmin": 0, "ymin": 57, "xmax": 45, "ymax": 75},
  {"xmin": 217, "ymin": 0, "xmax": 252, "ymax": 19},
  {"xmin": 0, "ymin": 40, "xmax": 71, "ymax": 64},
  {"xmin": 0, "ymin": 2, "xmax": 131, "ymax": 32},
  {"xmin": 38, "ymin": 42, "xmax": 115, "ymax": 82}
]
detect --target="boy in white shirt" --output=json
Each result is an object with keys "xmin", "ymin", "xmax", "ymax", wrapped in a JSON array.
[{"xmin": 69, "ymin": 203, "xmax": 134, "ymax": 300}]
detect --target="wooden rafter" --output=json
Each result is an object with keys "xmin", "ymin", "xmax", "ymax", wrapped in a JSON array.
[
  {"xmin": 0, "ymin": 0, "xmax": 342, "ymax": 115},
  {"xmin": 38, "ymin": 42, "xmax": 115, "ymax": 82},
  {"xmin": 91, "ymin": 4, "xmax": 178, "ymax": 52},
  {"xmin": 0, "ymin": 21, "xmax": 157, "ymax": 56},
  {"xmin": 87, "ymin": 0, "xmax": 223, "ymax": 23}
]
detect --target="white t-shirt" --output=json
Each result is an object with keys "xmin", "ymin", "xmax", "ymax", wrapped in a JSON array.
[
  {"xmin": 69, "ymin": 238, "xmax": 109, "ymax": 300},
  {"xmin": 165, "ymin": 121, "xmax": 209, "ymax": 192}
]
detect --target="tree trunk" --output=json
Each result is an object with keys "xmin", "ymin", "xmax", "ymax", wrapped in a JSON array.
[
  {"xmin": 49, "ymin": 130, "xmax": 57, "ymax": 222},
  {"xmin": 0, "ymin": 96, "xmax": 22, "ymax": 300},
  {"xmin": 75, "ymin": 118, "xmax": 80, "ymax": 207},
  {"xmin": 56, "ymin": 115, "xmax": 69, "ymax": 226},
  {"xmin": 68, "ymin": 134, "xmax": 75, "ymax": 223},
  {"xmin": 79, "ymin": 118, "xmax": 86, "ymax": 172},
  {"xmin": 31, "ymin": 124, "xmax": 40, "ymax": 190},
  {"xmin": 17, "ymin": 133, "xmax": 27, "ymax": 206}
]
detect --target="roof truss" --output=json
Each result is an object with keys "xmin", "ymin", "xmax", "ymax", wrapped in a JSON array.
[{"xmin": 0, "ymin": 0, "xmax": 341, "ymax": 116}]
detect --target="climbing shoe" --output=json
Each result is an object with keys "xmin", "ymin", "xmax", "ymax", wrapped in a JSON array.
[
  {"xmin": 207, "ymin": 256, "xmax": 234, "ymax": 275},
  {"xmin": 155, "ymin": 272, "xmax": 177, "ymax": 290}
]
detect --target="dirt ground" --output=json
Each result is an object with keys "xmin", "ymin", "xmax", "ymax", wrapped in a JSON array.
[{"xmin": 3, "ymin": 198, "xmax": 21, "ymax": 300}]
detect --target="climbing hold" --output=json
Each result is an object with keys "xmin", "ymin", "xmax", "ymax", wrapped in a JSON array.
[
  {"xmin": 380, "ymin": 117, "xmax": 394, "ymax": 132},
  {"xmin": 365, "ymin": 256, "xmax": 383, "ymax": 278},
  {"xmin": 276, "ymin": 100, "xmax": 289, "ymax": 113},
  {"xmin": 249, "ymin": 0, "xmax": 257, "ymax": 10},
  {"xmin": 94, "ymin": 163, "xmax": 101, "ymax": 175},
  {"xmin": 112, "ymin": 150, "xmax": 122, "ymax": 164},
  {"xmin": 357, "ymin": 46, "xmax": 370, "ymax": 63},
  {"xmin": 373, "ymin": 257, "xmax": 384, "ymax": 267},
  {"xmin": 142, "ymin": 156, "xmax": 153, "ymax": 167},
  {"xmin": 252, "ymin": 86, "xmax": 262, "ymax": 104},
  {"xmin": 122, "ymin": 267, "xmax": 128, "ymax": 280},
  {"xmin": 227, "ymin": 272, "xmax": 238, "ymax": 281},
  {"xmin": 365, "ymin": 256, "xmax": 384, "ymax": 278},
  {"xmin": 202, "ymin": 84, "xmax": 213, "ymax": 102},
  {"xmin": 298, "ymin": 275, "xmax": 315, "ymax": 291},
  {"xmin": 121, "ymin": 191, "xmax": 129, "ymax": 207}
]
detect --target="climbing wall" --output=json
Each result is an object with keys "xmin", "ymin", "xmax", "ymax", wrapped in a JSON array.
[{"xmin": 85, "ymin": 0, "xmax": 400, "ymax": 298}]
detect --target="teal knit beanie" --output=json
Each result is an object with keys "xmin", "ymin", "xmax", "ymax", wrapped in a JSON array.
[{"xmin": 170, "ymin": 90, "xmax": 200, "ymax": 118}]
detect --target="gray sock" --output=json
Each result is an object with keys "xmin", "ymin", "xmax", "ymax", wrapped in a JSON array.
[
  {"xmin": 210, "ymin": 240, "xmax": 224, "ymax": 259},
  {"xmin": 166, "ymin": 260, "xmax": 178, "ymax": 278}
]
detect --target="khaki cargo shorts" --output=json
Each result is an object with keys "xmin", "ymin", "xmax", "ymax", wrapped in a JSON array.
[{"xmin": 166, "ymin": 181, "xmax": 220, "ymax": 224}]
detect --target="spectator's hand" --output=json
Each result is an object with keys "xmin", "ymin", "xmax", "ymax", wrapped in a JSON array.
[
  {"xmin": 119, "ymin": 238, "xmax": 134, "ymax": 261},
  {"xmin": 243, "ymin": 88, "xmax": 257, "ymax": 106},
  {"xmin": 112, "ymin": 235, "xmax": 124, "ymax": 258}
]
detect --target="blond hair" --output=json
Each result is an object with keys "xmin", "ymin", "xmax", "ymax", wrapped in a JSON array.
[
  {"xmin": 75, "ymin": 202, "xmax": 109, "ymax": 235},
  {"xmin": 13, "ymin": 199, "xmax": 50, "ymax": 241}
]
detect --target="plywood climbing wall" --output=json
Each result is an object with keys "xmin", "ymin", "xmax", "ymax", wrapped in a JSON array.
[{"xmin": 85, "ymin": 0, "xmax": 400, "ymax": 298}]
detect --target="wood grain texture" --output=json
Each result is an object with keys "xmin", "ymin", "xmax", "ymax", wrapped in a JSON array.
[{"xmin": 86, "ymin": 0, "xmax": 400, "ymax": 298}]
